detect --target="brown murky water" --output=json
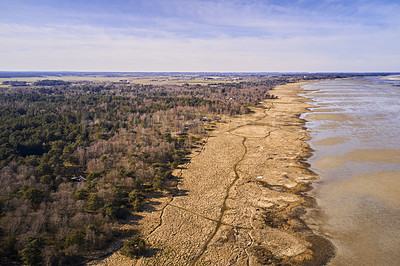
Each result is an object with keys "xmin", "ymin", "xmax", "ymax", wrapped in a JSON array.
[{"xmin": 301, "ymin": 76, "xmax": 400, "ymax": 265}]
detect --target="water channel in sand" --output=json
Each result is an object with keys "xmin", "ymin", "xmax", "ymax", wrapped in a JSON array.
[{"xmin": 301, "ymin": 76, "xmax": 400, "ymax": 265}]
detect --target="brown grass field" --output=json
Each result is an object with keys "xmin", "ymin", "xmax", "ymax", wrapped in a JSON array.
[{"xmin": 89, "ymin": 82, "xmax": 335, "ymax": 265}]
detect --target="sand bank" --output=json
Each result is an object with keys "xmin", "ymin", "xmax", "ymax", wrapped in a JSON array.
[
  {"xmin": 313, "ymin": 149, "xmax": 400, "ymax": 171},
  {"xmin": 91, "ymin": 82, "xmax": 334, "ymax": 265},
  {"xmin": 312, "ymin": 137, "xmax": 346, "ymax": 146},
  {"xmin": 304, "ymin": 113, "xmax": 350, "ymax": 121}
]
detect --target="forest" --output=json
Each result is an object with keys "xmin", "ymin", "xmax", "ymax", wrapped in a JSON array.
[{"xmin": 0, "ymin": 73, "xmax": 378, "ymax": 265}]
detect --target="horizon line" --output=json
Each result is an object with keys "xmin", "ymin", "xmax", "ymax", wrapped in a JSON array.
[{"xmin": 1, "ymin": 70, "xmax": 399, "ymax": 74}]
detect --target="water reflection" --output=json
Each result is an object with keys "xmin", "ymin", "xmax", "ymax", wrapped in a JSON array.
[{"xmin": 302, "ymin": 77, "xmax": 400, "ymax": 266}]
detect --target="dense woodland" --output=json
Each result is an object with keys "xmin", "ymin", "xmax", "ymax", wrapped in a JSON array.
[{"xmin": 0, "ymin": 73, "xmax": 381, "ymax": 265}]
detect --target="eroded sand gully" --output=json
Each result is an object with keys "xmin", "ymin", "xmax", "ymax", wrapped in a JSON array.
[{"xmin": 92, "ymin": 82, "xmax": 334, "ymax": 265}]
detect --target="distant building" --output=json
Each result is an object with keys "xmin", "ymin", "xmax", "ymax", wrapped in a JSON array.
[
  {"xmin": 171, "ymin": 131, "xmax": 184, "ymax": 136},
  {"xmin": 184, "ymin": 121, "xmax": 197, "ymax": 129},
  {"xmin": 72, "ymin": 175, "xmax": 86, "ymax": 182},
  {"xmin": 201, "ymin": 116, "xmax": 220, "ymax": 121}
]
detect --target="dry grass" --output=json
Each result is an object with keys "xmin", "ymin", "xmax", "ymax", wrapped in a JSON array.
[{"xmin": 90, "ymin": 82, "xmax": 335, "ymax": 265}]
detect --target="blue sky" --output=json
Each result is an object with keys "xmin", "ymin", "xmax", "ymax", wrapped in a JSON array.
[{"xmin": 1, "ymin": 0, "xmax": 399, "ymax": 72}]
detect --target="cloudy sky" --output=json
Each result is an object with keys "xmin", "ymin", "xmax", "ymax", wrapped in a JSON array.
[{"xmin": 1, "ymin": 0, "xmax": 399, "ymax": 72}]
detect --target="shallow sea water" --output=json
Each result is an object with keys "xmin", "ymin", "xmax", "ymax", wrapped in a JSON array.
[{"xmin": 301, "ymin": 76, "xmax": 400, "ymax": 266}]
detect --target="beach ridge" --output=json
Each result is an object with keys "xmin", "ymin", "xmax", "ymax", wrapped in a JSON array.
[{"xmin": 92, "ymin": 81, "xmax": 335, "ymax": 265}]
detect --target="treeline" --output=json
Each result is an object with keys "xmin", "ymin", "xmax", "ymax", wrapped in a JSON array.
[
  {"xmin": 33, "ymin": 80, "xmax": 71, "ymax": 86},
  {"xmin": 0, "ymin": 74, "xmax": 366, "ymax": 265},
  {"xmin": 0, "ymin": 77, "xmax": 274, "ymax": 265}
]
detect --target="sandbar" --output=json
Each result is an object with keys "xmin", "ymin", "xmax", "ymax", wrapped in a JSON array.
[
  {"xmin": 313, "ymin": 137, "xmax": 346, "ymax": 146},
  {"xmin": 313, "ymin": 149, "xmax": 400, "ymax": 171}
]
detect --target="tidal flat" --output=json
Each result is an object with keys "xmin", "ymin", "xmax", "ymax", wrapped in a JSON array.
[{"xmin": 303, "ymin": 77, "xmax": 400, "ymax": 266}]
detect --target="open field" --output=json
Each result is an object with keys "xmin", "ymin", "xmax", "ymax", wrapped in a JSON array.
[
  {"xmin": 1, "ymin": 72, "xmax": 371, "ymax": 86},
  {"xmin": 0, "ymin": 74, "xmax": 246, "ymax": 85},
  {"xmin": 90, "ymin": 81, "xmax": 334, "ymax": 265}
]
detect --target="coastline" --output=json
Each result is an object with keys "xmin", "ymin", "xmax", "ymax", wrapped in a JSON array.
[
  {"xmin": 298, "ymin": 77, "xmax": 400, "ymax": 265},
  {"xmin": 91, "ymin": 81, "xmax": 335, "ymax": 265}
]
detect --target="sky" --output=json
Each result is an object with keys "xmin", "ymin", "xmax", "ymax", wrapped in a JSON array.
[{"xmin": 0, "ymin": 0, "xmax": 399, "ymax": 72}]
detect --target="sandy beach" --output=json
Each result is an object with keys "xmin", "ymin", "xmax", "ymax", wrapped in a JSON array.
[{"xmin": 91, "ymin": 81, "xmax": 334, "ymax": 265}]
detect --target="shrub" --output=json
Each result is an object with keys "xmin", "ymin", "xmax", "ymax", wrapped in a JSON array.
[
  {"xmin": 0, "ymin": 234, "xmax": 18, "ymax": 263},
  {"xmin": 129, "ymin": 190, "xmax": 144, "ymax": 211},
  {"xmin": 103, "ymin": 204, "xmax": 130, "ymax": 220},
  {"xmin": 20, "ymin": 187, "xmax": 45, "ymax": 210},
  {"xmin": 85, "ymin": 194, "xmax": 103, "ymax": 212},
  {"xmin": 74, "ymin": 188, "xmax": 89, "ymax": 200},
  {"xmin": 20, "ymin": 237, "xmax": 44, "ymax": 266},
  {"xmin": 64, "ymin": 233, "xmax": 85, "ymax": 248},
  {"xmin": 120, "ymin": 238, "xmax": 146, "ymax": 258}
]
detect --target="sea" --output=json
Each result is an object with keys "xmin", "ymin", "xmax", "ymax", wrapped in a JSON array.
[{"xmin": 301, "ymin": 76, "xmax": 400, "ymax": 266}]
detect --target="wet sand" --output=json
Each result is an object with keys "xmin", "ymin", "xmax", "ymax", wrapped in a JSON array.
[
  {"xmin": 90, "ymin": 82, "xmax": 334, "ymax": 265},
  {"xmin": 312, "ymin": 137, "xmax": 346, "ymax": 146},
  {"xmin": 313, "ymin": 149, "xmax": 400, "ymax": 171},
  {"xmin": 305, "ymin": 113, "xmax": 350, "ymax": 121},
  {"xmin": 302, "ymin": 77, "xmax": 400, "ymax": 266}
]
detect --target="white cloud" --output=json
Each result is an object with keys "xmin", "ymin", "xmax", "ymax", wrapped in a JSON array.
[
  {"xmin": 2, "ymin": 22, "xmax": 398, "ymax": 72},
  {"xmin": 1, "ymin": 0, "xmax": 400, "ymax": 71}
]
